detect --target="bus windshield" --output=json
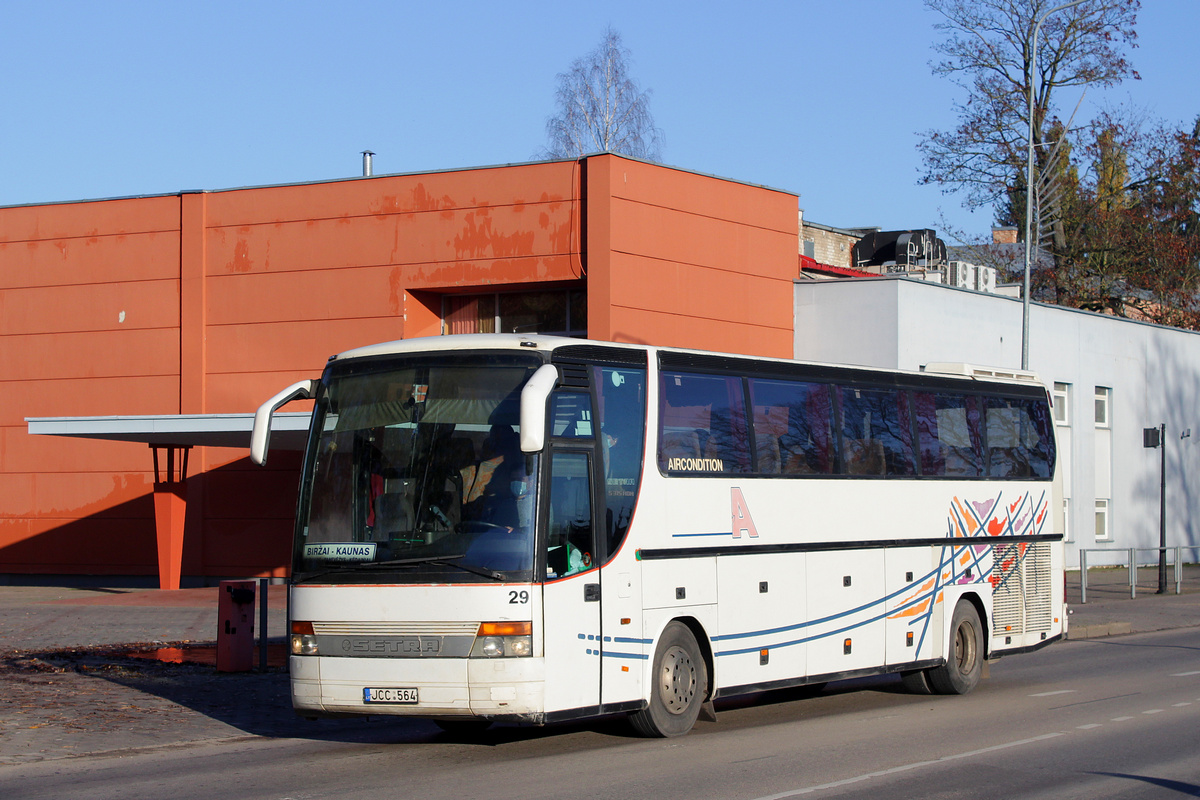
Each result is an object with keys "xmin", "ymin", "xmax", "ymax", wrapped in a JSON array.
[{"xmin": 293, "ymin": 353, "xmax": 543, "ymax": 583}]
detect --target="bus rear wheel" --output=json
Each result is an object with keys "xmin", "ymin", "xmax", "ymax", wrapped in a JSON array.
[
  {"xmin": 928, "ymin": 600, "xmax": 984, "ymax": 695},
  {"xmin": 630, "ymin": 622, "xmax": 707, "ymax": 737},
  {"xmin": 900, "ymin": 669, "xmax": 933, "ymax": 695}
]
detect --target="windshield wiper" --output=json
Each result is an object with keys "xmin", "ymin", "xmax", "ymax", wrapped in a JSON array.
[
  {"xmin": 351, "ymin": 554, "xmax": 507, "ymax": 581},
  {"xmin": 363, "ymin": 554, "xmax": 467, "ymax": 567},
  {"xmin": 296, "ymin": 554, "xmax": 508, "ymax": 583},
  {"xmin": 427, "ymin": 559, "xmax": 507, "ymax": 581}
]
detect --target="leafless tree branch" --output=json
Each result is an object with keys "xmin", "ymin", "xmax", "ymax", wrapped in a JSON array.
[{"xmin": 539, "ymin": 28, "xmax": 664, "ymax": 162}]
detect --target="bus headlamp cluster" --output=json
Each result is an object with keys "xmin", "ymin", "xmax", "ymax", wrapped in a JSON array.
[
  {"xmin": 288, "ymin": 620, "xmax": 533, "ymax": 658},
  {"xmin": 471, "ymin": 621, "xmax": 533, "ymax": 658},
  {"xmin": 291, "ymin": 621, "xmax": 318, "ymax": 655}
]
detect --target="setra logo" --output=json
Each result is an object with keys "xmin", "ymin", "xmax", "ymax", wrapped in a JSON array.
[{"xmin": 340, "ymin": 637, "xmax": 441, "ymax": 655}]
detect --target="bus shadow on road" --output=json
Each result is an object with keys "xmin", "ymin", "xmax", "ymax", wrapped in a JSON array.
[
  {"xmin": 0, "ymin": 647, "xmax": 955, "ymax": 752},
  {"xmin": 0, "ymin": 646, "xmax": 666, "ymax": 748},
  {"xmin": 0, "ymin": 646, "xmax": 433, "ymax": 746}
]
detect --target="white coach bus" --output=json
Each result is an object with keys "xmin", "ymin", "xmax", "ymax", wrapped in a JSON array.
[{"xmin": 251, "ymin": 333, "xmax": 1064, "ymax": 737}]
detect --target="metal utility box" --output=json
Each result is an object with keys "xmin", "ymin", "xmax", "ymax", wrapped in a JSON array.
[{"xmin": 217, "ymin": 580, "xmax": 256, "ymax": 672}]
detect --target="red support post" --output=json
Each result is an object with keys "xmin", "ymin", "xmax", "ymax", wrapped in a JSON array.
[{"xmin": 151, "ymin": 445, "xmax": 191, "ymax": 590}]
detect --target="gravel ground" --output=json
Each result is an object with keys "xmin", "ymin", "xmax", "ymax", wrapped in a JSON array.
[{"xmin": 0, "ymin": 645, "xmax": 303, "ymax": 765}]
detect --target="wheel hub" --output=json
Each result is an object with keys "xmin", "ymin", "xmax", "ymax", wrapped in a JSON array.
[{"xmin": 659, "ymin": 645, "xmax": 697, "ymax": 714}]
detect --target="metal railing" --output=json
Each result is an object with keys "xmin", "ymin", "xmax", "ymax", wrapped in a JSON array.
[{"xmin": 1077, "ymin": 547, "xmax": 1197, "ymax": 603}]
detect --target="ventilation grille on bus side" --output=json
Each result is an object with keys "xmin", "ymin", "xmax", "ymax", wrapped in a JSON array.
[
  {"xmin": 555, "ymin": 363, "xmax": 591, "ymax": 389},
  {"xmin": 553, "ymin": 345, "xmax": 647, "ymax": 366},
  {"xmin": 991, "ymin": 542, "xmax": 1052, "ymax": 636}
]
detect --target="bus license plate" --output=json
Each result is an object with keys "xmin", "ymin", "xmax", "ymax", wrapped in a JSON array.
[{"xmin": 364, "ymin": 687, "xmax": 418, "ymax": 704}]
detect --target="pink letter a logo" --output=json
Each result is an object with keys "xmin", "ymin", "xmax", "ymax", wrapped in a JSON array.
[{"xmin": 731, "ymin": 487, "xmax": 759, "ymax": 539}]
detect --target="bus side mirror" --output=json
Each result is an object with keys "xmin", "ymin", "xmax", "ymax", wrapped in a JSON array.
[
  {"xmin": 519, "ymin": 364, "xmax": 559, "ymax": 453},
  {"xmin": 251, "ymin": 379, "xmax": 317, "ymax": 466}
]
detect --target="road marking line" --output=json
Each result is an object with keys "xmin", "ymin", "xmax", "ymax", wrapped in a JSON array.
[
  {"xmin": 1142, "ymin": 709, "xmax": 1163, "ymax": 715},
  {"xmin": 1075, "ymin": 724, "xmax": 1102, "ymax": 729},
  {"xmin": 1111, "ymin": 716, "xmax": 1133, "ymax": 721},
  {"xmin": 747, "ymin": 733, "xmax": 1065, "ymax": 800},
  {"xmin": 1171, "ymin": 671, "xmax": 1200, "ymax": 676},
  {"xmin": 1029, "ymin": 690, "xmax": 1077, "ymax": 697},
  {"xmin": 1173, "ymin": 703, "xmax": 1191, "ymax": 708}
]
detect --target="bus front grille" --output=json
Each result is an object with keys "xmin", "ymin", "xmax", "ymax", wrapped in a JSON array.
[{"xmin": 312, "ymin": 621, "xmax": 481, "ymax": 637}]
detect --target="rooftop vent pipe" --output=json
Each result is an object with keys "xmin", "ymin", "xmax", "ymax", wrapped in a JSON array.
[{"xmin": 361, "ymin": 150, "xmax": 375, "ymax": 177}]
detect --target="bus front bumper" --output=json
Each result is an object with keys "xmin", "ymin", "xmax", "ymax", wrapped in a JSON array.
[{"xmin": 291, "ymin": 655, "xmax": 547, "ymax": 720}]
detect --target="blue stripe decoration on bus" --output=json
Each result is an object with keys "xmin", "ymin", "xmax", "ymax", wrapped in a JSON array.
[
  {"xmin": 580, "ymin": 490, "xmax": 1051, "ymax": 666},
  {"xmin": 708, "ymin": 490, "xmax": 1050, "ymax": 659}
]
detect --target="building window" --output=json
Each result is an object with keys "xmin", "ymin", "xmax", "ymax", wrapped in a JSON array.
[
  {"xmin": 1053, "ymin": 382, "xmax": 1070, "ymax": 425},
  {"xmin": 443, "ymin": 290, "xmax": 586, "ymax": 337},
  {"xmin": 1094, "ymin": 499, "xmax": 1111, "ymax": 541},
  {"xmin": 1094, "ymin": 387, "xmax": 1111, "ymax": 428}
]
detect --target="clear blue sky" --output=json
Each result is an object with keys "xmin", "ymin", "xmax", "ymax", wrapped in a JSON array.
[{"xmin": 2, "ymin": 1, "xmax": 1196, "ymax": 243}]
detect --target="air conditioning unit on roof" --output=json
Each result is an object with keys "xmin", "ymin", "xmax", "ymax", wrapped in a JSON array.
[
  {"xmin": 946, "ymin": 261, "xmax": 975, "ymax": 289},
  {"xmin": 975, "ymin": 265, "xmax": 997, "ymax": 293}
]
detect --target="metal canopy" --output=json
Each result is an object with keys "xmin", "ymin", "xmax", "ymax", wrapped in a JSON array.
[{"xmin": 25, "ymin": 412, "xmax": 312, "ymax": 451}]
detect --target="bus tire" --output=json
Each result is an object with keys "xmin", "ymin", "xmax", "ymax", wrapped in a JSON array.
[
  {"xmin": 900, "ymin": 669, "xmax": 933, "ymax": 695},
  {"xmin": 928, "ymin": 600, "xmax": 984, "ymax": 695},
  {"xmin": 630, "ymin": 622, "xmax": 707, "ymax": 737}
]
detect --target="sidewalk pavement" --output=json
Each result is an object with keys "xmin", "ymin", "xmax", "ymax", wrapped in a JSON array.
[
  {"xmin": 0, "ymin": 568, "xmax": 1196, "ymax": 767},
  {"xmin": 0, "ymin": 583, "xmax": 288, "ymax": 652},
  {"xmin": 1064, "ymin": 562, "xmax": 1200, "ymax": 639}
]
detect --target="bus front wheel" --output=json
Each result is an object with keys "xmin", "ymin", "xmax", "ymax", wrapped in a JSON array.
[
  {"xmin": 630, "ymin": 622, "xmax": 708, "ymax": 737},
  {"xmin": 928, "ymin": 600, "xmax": 984, "ymax": 695}
]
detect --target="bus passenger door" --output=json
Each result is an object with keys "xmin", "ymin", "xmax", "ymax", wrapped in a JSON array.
[{"xmin": 540, "ymin": 448, "xmax": 602, "ymax": 716}]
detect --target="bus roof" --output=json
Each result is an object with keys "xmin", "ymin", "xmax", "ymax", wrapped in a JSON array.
[
  {"xmin": 331, "ymin": 333, "xmax": 584, "ymax": 362},
  {"xmin": 331, "ymin": 334, "xmax": 1046, "ymax": 392}
]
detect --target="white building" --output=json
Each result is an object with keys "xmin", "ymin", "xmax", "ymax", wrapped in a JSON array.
[{"xmin": 794, "ymin": 276, "xmax": 1200, "ymax": 568}]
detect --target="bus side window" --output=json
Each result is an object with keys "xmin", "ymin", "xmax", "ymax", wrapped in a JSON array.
[
  {"xmin": 659, "ymin": 371, "xmax": 751, "ymax": 473},
  {"xmin": 550, "ymin": 392, "xmax": 593, "ymax": 438},
  {"xmin": 749, "ymin": 378, "xmax": 834, "ymax": 476},
  {"xmin": 546, "ymin": 451, "xmax": 594, "ymax": 578},
  {"xmin": 986, "ymin": 396, "xmax": 1054, "ymax": 479},
  {"xmin": 915, "ymin": 392, "xmax": 984, "ymax": 478},
  {"xmin": 1025, "ymin": 397, "xmax": 1056, "ymax": 478},
  {"xmin": 837, "ymin": 386, "xmax": 916, "ymax": 477},
  {"xmin": 595, "ymin": 366, "xmax": 646, "ymax": 559}
]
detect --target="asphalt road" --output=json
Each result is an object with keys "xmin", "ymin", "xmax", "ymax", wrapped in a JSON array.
[{"xmin": 2, "ymin": 626, "xmax": 1198, "ymax": 800}]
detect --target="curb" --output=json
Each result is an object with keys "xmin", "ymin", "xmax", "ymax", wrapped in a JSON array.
[{"xmin": 1066, "ymin": 621, "xmax": 1132, "ymax": 640}]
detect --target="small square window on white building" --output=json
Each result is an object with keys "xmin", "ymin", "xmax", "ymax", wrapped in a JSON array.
[
  {"xmin": 1095, "ymin": 499, "xmax": 1111, "ymax": 541},
  {"xmin": 1053, "ymin": 382, "xmax": 1070, "ymax": 425},
  {"xmin": 1094, "ymin": 387, "xmax": 1111, "ymax": 428}
]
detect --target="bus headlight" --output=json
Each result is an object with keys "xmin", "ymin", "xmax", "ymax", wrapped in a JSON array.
[
  {"xmin": 291, "ymin": 621, "xmax": 319, "ymax": 655},
  {"xmin": 471, "ymin": 621, "xmax": 533, "ymax": 658}
]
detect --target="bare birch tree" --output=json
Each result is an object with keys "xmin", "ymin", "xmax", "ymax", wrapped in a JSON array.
[{"xmin": 541, "ymin": 28, "xmax": 663, "ymax": 161}]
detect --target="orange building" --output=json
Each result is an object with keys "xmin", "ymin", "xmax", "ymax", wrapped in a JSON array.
[{"xmin": 1, "ymin": 154, "xmax": 800, "ymax": 586}]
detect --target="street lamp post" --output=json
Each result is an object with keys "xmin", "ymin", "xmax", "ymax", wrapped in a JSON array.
[
  {"xmin": 1143, "ymin": 425, "xmax": 1191, "ymax": 594},
  {"xmin": 1022, "ymin": 0, "xmax": 1086, "ymax": 370},
  {"xmin": 1144, "ymin": 423, "xmax": 1167, "ymax": 594}
]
